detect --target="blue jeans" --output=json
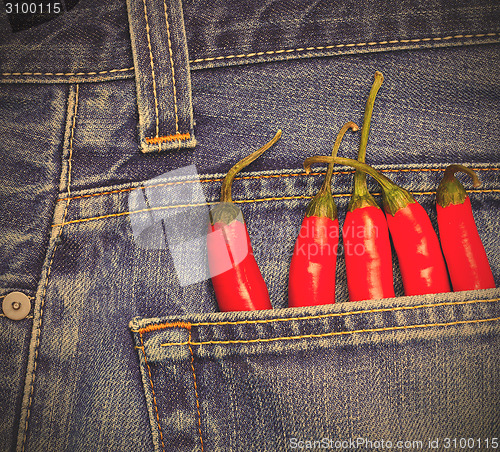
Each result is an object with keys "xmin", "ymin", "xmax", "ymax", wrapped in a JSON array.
[{"xmin": 1, "ymin": 0, "xmax": 499, "ymax": 450}]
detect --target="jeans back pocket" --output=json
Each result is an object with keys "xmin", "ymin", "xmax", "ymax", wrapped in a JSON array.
[{"xmin": 130, "ymin": 288, "xmax": 500, "ymax": 452}]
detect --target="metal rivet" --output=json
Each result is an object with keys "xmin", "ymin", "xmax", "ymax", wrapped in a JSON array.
[{"xmin": 2, "ymin": 292, "xmax": 31, "ymax": 320}]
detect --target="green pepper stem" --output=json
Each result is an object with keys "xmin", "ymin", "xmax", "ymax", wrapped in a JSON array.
[
  {"xmin": 353, "ymin": 71, "xmax": 384, "ymax": 197},
  {"xmin": 320, "ymin": 121, "xmax": 359, "ymax": 194},
  {"xmin": 221, "ymin": 130, "xmax": 282, "ymax": 203},
  {"xmin": 442, "ymin": 164, "xmax": 481, "ymax": 188},
  {"xmin": 436, "ymin": 164, "xmax": 482, "ymax": 208},
  {"xmin": 305, "ymin": 156, "xmax": 395, "ymax": 191},
  {"xmin": 305, "ymin": 156, "xmax": 414, "ymax": 215}
]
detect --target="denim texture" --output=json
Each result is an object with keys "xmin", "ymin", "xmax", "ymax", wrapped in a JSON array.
[{"xmin": 0, "ymin": 0, "xmax": 499, "ymax": 451}]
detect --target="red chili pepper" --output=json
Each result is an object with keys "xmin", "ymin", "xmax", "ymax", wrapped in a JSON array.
[
  {"xmin": 436, "ymin": 164, "xmax": 495, "ymax": 291},
  {"xmin": 288, "ymin": 122, "xmax": 358, "ymax": 307},
  {"xmin": 207, "ymin": 131, "xmax": 282, "ymax": 311},
  {"xmin": 343, "ymin": 71, "xmax": 395, "ymax": 301},
  {"xmin": 304, "ymin": 156, "xmax": 451, "ymax": 296}
]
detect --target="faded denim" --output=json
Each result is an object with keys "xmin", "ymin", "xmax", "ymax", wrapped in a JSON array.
[{"xmin": 0, "ymin": 0, "xmax": 499, "ymax": 451}]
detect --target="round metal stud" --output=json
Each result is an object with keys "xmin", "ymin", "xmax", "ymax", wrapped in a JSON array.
[{"xmin": 2, "ymin": 292, "xmax": 31, "ymax": 320}]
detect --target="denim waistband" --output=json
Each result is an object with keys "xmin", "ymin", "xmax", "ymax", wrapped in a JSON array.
[
  {"xmin": 1, "ymin": 0, "xmax": 499, "ymax": 80},
  {"xmin": 0, "ymin": 0, "xmax": 499, "ymax": 155}
]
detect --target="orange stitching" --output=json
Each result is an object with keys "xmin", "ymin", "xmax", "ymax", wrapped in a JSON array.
[
  {"xmin": 139, "ymin": 321, "xmax": 192, "ymax": 334},
  {"xmin": 140, "ymin": 333, "xmax": 166, "ymax": 452},
  {"xmin": 145, "ymin": 132, "xmax": 191, "ymax": 144},
  {"xmin": 22, "ymin": 84, "xmax": 79, "ymax": 452},
  {"xmin": 188, "ymin": 330, "xmax": 205, "ymax": 452},
  {"xmin": 149, "ymin": 298, "xmax": 498, "ymax": 335},
  {"xmin": 189, "ymin": 32, "xmax": 500, "ymax": 64},
  {"xmin": 0, "ymin": 67, "xmax": 134, "ymax": 77},
  {"xmin": 56, "ymin": 167, "xmax": 499, "ymax": 202},
  {"xmin": 51, "ymin": 188, "xmax": 500, "ymax": 228},
  {"xmin": 163, "ymin": 0, "xmax": 179, "ymax": 135},
  {"xmin": 159, "ymin": 317, "xmax": 500, "ymax": 347},
  {"xmin": 141, "ymin": 0, "xmax": 160, "ymax": 138}
]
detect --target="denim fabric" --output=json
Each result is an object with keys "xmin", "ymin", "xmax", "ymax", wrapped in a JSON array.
[
  {"xmin": 0, "ymin": 0, "xmax": 499, "ymax": 451},
  {"xmin": 130, "ymin": 288, "xmax": 500, "ymax": 451},
  {"xmin": 126, "ymin": 0, "xmax": 196, "ymax": 152}
]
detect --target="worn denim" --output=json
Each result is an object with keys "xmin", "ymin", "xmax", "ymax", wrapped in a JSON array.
[{"xmin": 0, "ymin": 0, "xmax": 499, "ymax": 451}]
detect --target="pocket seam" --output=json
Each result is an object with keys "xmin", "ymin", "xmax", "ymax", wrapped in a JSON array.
[
  {"xmin": 159, "ymin": 316, "xmax": 499, "ymax": 347},
  {"xmin": 132, "ymin": 297, "xmax": 499, "ymax": 332},
  {"xmin": 138, "ymin": 332, "xmax": 167, "ymax": 452}
]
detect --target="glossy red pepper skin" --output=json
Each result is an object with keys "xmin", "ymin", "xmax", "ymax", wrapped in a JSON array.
[
  {"xmin": 288, "ymin": 122, "xmax": 358, "ymax": 307},
  {"xmin": 385, "ymin": 201, "xmax": 451, "ymax": 296},
  {"xmin": 343, "ymin": 71, "xmax": 395, "ymax": 302},
  {"xmin": 437, "ymin": 195, "xmax": 495, "ymax": 291},
  {"xmin": 435, "ymin": 165, "xmax": 495, "ymax": 291},
  {"xmin": 288, "ymin": 215, "xmax": 339, "ymax": 307},
  {"xmin": 305, "ymin": 156, "xmax": 452, "ymax": 297},
  {"xmin": 208, "ymin": 131, "xmax": 281, "ymax": 312},
  {"xmin": 343, "ymin": 206, "xmax": 395, "ymax": 301},
  {"xmin": 208, "ymin": 217, "xmax": 272, "ymax": 311}
]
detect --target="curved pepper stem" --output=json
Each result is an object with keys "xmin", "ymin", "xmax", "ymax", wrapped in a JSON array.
[
  {"xmin": 304, "ymin": 156, "xmax": 415, "ymax": 215},
  {"xmin": 353, "ymin": 71, "xmax": 384, "ymax": 190},
  {"xmin": 306, "ymin": 122, "xmax": 358, "ymax": 219},
  {"xmin": 211, "ymin": 130, "xmax": 282, "ymax": 225},
  {"xmin": 320, "ymin": 121, "xmax": 359, "ymax": 194},
  {"xmin": 221, "ymin": 130, "xmax": 282, "ymax": 203},
  {"xmin": 436, "ymin": 164, "xmax": 482, "ymax": 207}
]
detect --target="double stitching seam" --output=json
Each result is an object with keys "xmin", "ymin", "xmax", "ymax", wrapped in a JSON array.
[
  {"xmin": 179, "ymin": 297, "xmax": 500, "ymax": 328},
  {"xmin": 142, "ymin": 1, "xmax": 192, "ymax": 147},
  {"xmin": 188, "ymin": 330, "xmax": 204, "ymax": 451},
  {"xmin": 139, "ymin": 332, "xmax": 166, "ymax": 452},
  {"xmin": 163, "ymin": 0, "xmax": 179, "ymax": 135},
  {"xmin": 159, "ymin": 317, "xmax": 500, "ymax": 346},
  {"xmin": 189, "ymin": 32, "xmax": 500, "ymax": 64},
  {"xmin": 56, "ymin": 167, "xmax": 500, "ymax": 203},
  {"xmin": 0, "ymin": 68, "xmax": 134, "ymax": 77},
  {"xmin": 51, "ymin": 188, "xmax": 500, "ymax": 228},
  {"xmin": 21, "ymin": 84, "xmax": 79, "ymax": 452},
  {"xmin": 133, "ymin": 298, "xmax": 498, "ymax": 334},
  {"xmin": 141, "ymin": 0, "xmax": 160, "ymax": 139},
  {"xmin": 1, "ymin": 33, "xmax": 497, "ymax": 78}
]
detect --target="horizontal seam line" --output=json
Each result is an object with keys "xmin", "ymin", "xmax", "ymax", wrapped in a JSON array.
[
  {"xmin": 189, "ymin": 32, "xmax": 500, "ymax": 63},
  {"xmin": 0, "ymin": 67, "xmax": 135, "ymax": 77},
  {"xmin": 51, "ymin": 188, "xmax": 500, "ymax": 227},
  {"xmin": 157, "ymin": 317, "xmax": 500, "ymax": 346},
  {"xmin": 188, "ymin": 297, "xmax": 500, "ymax": 327},
  {"xmin": 56, "ymin": 167, "xmax": 500, "ymax": 202},
  {"xmin": 133, "ymin": 298, "xmax": 497, "ymax": 332}
]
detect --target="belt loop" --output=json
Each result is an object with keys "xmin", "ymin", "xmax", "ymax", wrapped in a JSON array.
[{"xmin": 126, "ymin": 0, "xmax": 196, "ymax": 153}]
